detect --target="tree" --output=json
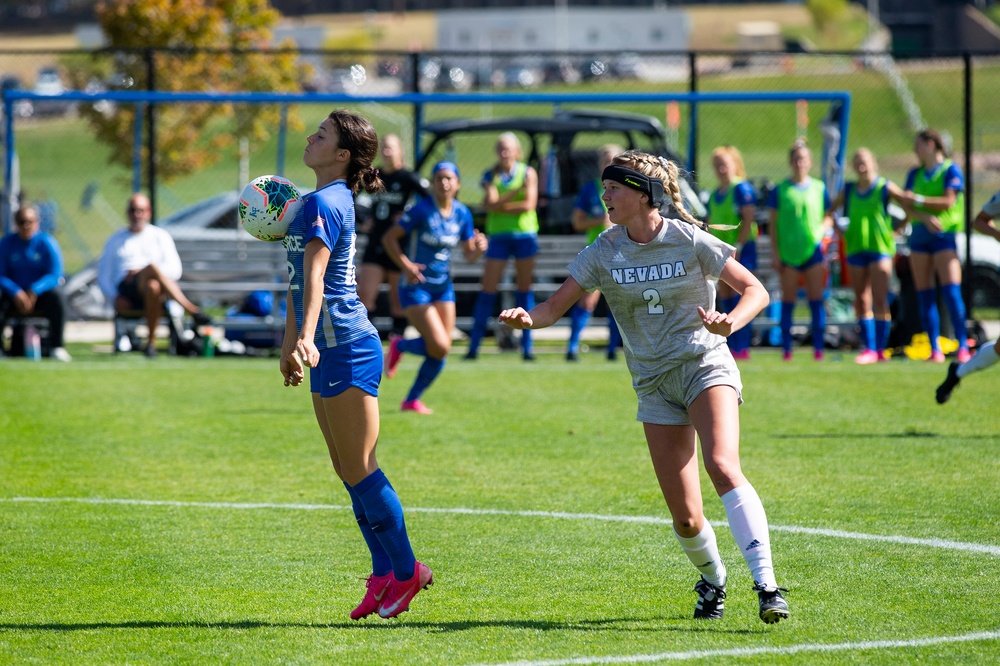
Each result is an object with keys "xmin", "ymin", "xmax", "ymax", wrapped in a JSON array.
[
  {"xmin": 64, "ymin": 0, "xmax": 305, "ymax": 183},
  {"xmin": 806, "ymin": 0, "xmax": 849, "ymax": 34}
]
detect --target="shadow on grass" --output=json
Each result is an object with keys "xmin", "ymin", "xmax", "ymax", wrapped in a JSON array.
[
  {"xmin": 771, "ymin": 431, "xmax": 942, "ymax": 439},
  {"xmin": 0, "ymin": 616, "xmax": 757, "ymax": 635}
]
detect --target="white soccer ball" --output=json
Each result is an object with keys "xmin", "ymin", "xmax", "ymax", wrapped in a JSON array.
[{"xmin": 239, "ymin": 175, "xmax": 303, "ymax": 242}]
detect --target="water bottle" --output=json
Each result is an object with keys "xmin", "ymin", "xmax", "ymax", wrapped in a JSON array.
[{"xmin": 25, "ymin": 324, "xmax": 41, "ymax": 361}]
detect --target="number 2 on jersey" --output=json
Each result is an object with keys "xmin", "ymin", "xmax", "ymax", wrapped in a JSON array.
[{"xmin": 643, "ymin": 288, "xmax": 664, "ymax": 315}]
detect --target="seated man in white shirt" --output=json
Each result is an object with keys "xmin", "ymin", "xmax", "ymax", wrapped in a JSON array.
[{"xmin": 97, "ymin": 193, "xmax": 211, "ymax": 357}]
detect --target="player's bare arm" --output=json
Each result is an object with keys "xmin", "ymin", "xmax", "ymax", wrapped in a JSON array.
[{"xmin": 499, "ymin": 277, "xmax": 586, "ymax": 329}]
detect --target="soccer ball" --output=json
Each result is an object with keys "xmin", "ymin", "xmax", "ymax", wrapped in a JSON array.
[{"xmin": 239, "ymin": 175, "xmax": 303, "ymax": 242}]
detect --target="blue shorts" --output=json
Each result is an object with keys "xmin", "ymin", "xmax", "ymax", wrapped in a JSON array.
[
  {"xmin": 909, "ymin": 225, "xmax": 958, "ymax": 255},
  {"xmin": 309, "ymin": 332, "xmax": 382, "ymax": 398},
  {"xmin": 736, "ymin": 240, "xmax": 758, "ymax": 272},
  {"xmin": 787, "ymin": 244, "xmax": 825, "ymax": 271},
  {"xmin": 399, "ymin": 279, "xmax": 455, "ymax": 308},
  {"xmin": 485, "ymin": 233, "xmax": 539, "ymax": 260},
  {"xmin": 846, "ymin": 250, "xmax": 892, "ymax": 267}
]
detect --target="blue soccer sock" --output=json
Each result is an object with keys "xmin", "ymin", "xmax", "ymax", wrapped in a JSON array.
[
  {"xmin": 467, "ymin": 292, "xmax": 497, "ymax": 356},
  {"xmin": 353, "ymin": 469, "xmax": 416, "ymax": 581},
  {"xmin": 344, "ymin": 481, "xmax": 392, "ymax": 576},
  {"xmin": 398, "ymin": 336, "xmax": 427, "ymax": 357},
  {"xmin": 516, "ymin": 291, "xmax": 535, "ymax": 356},
  {"xmin": 917, "ymin": 288, "xmax": 941, "ymax": 352},
  {"xmin": 719, "ymin": 296, "xmax": 743, "ymax": 352},
  {"xmin": 859, "ymin": 316, "xmax": 876, "ymax": 352},
  {"xmin": 942, "ymin": 284, "xmax": 968, "ymax": 349},
  {"xmin": 568, "ymin": 305, "xmax": 591, "ymax": 354},
  {"xmin": 780, "ymin": 302, "xmax": 795, "ymax": 353},
  {"xmin": 407, "ymin": 356, "xmax": 445, "ymax": 402},
  {"xmin": 809, "ymin": 299, "xmax": 826, "ymax": 353},
  {"xmin": 875, "ymin": 317, "xmax": 891, "ymax": 352}
]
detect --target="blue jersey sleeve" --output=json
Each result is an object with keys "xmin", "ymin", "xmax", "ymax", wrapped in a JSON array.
[
  {"xmin": 397, "ymin": 199, "xmax": 426, "ymax": 236},
  {"xmin": 733, "ymin": 181, "xmax": 757, "ymax": 208},
  {"xmin": 904, "ymin": 168, "xmax": 918, "ymax": 191},
  {"xmin": 31, "ymin": 234, "xmax": 63, "ymax": 295},
  {"xmin": 765, "ymin": 187, "xmax": 779, "ymax": 210},
  {"xmin": 305, "ymin": 196, "xmax": 344, "ymax": 251},
  {"xmin": 944, "ymin": 163, "xmax": 964, "ymax": 192},
  {"xmin": 573, "ymin": 180, "xmax": 605, "ymax": 217}
]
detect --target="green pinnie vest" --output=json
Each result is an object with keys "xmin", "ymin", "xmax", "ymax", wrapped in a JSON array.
[
  {"xmin": 775, "ymin": 178, "xmax": 826, "ymax": 266},
  {"xmin": 911, "ymin": 159, "xmax": 964, "ymax": 234},
  {"xmin": 844, "ymin": 177, "xmax": 896, "ymax": 257},
  {"xmin": 707, "ymin": 180, "xmax": 758, "ymax": 247},
  {"xmin": 485, "ymin": 162, "xmax": 539, "ymax": 236}
]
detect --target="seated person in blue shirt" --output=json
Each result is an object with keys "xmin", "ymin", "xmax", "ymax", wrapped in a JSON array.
[{"xmin": 0, "ymin": 204, "xmax": 71, "ymax": 360}]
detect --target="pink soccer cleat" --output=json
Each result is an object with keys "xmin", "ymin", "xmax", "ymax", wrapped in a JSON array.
[
  {"xmin": 855, "ymin": 350, "xmax": 879, "ymax": 365},
  {"xmin": 877, "ymin": 349, "xmax": 890, "ymax": 362},
  {"xmin": 782, "ymin": 351, "xmax": 793, "ymax": 362},
  {"xmin": 813, "ymin": 349, "xmax": 825, "ymax": 361},
  {"xmin": 731, "ymin": 350, "xmax": 750, "ymax": 361},
  {"xmin": 956, "ymin": 348, "xmax": 972, "ymax": 364},
  {"xmin": 929, "ymin": 350, "xmax": 946, "ymax": 363},
  {"xmin": 386, "ymin": 335, "xmax": 403, "ymax": 378},
  {"xmin": 401, "ymin": 399, "xmax": 433, "ymax": 414},
  {"xmin": 350, "ymin": 572, "xmax": 393, "ymax": 620},
  {"xmin": 379, "ymin": 561, "xmax": 433, "ymax": 618}
]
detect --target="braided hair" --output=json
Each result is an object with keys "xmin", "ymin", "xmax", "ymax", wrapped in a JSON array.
[{"xmin": 611, "ymin": 150, "xmax": 706, "ymax": 229}]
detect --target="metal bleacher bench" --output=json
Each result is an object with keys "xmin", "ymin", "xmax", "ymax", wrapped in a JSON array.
[
  {"xmin": 169, "ymin": 230, "xmax": 593, "ymax": 341},
  {"xmin": 170, "ymin": 229, "xmax": 853, "ymax": 346}
]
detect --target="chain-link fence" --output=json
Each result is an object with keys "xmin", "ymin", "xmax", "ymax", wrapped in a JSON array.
[{"xmin": 2, "ymin": 48, "xmax": 999, "ymax": 285}]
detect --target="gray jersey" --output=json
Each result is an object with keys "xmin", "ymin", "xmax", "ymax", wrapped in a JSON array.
[
  {"xmin": 983, "ymin": 190, "xmax": 1000, "ymax": 218},
  {"xmin": 568, "ymin": 218, "xmax": 735, "ymax": 397}
]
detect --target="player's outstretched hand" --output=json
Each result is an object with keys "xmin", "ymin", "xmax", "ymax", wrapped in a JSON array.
[
  {"xmin": 698, "ymin": 306, "xmax": 735, "ymax": 337},
  {"xmin": 281, "ymin": 350, "xmax": 304, "ymax": 387},
  {"xmin": 499, "ymin": 307, "xmax": 533, "ymax": 330}
]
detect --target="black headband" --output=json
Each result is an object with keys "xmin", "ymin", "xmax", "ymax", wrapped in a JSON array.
[{"xmin": 601, "ymin": 165, "xmax": 665, "ymax": 208}]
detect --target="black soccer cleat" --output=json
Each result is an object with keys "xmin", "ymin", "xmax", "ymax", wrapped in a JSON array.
[
  {"xmin": 693, "ymin": 577, "xmax": 726, "ymax": 620},
  {"xmin": 936, "ymin": 361, "xmax": 961, "ymax": 404},
  {"xmin": 753, "ymin": 583, "xmax": 789, "ymax": 624}
]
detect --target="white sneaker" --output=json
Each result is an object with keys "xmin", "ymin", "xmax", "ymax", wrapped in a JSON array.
[{"xmin": 51, "ymin": 347, "xmax": 73, "ymax": 362}]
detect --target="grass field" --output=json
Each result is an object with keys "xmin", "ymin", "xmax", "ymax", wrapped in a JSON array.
[{"xmin": 1, "ymin": 343, "xmax": 998, "ymax": 664}]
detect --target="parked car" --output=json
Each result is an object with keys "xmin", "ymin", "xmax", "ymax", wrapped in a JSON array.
[{"xmin": 31, "ymin": 67, "xmax": 74, "ymax": 117}]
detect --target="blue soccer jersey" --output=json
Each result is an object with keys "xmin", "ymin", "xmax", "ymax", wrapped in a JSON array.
[
  {"xmin": 397, "ymin": 196, "xmax": 475, "ymax": 286},
  {"xmin": 283, "ymin": 180, "xmax": 376, "ymax": 349}
]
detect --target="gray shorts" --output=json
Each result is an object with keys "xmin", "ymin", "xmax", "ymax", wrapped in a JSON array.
[{"xmin": 635, "ymin": 344, "xmax": 743, "ymax": 425}]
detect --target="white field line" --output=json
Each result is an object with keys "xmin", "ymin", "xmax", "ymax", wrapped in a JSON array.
[
  {"xmin": 463, "ymin": 630, "xmax": 1000, "ymax": 666},
  {"xmin": 3, "ymin": 496, "xmax": 1000, "ymax": 557}
]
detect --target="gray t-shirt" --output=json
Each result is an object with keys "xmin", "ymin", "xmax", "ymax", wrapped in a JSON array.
[
  {"xmin": 983, "ymin": 190, "xmax": 1000, "ymax": 218},
  {"xmin": 568, "ymin": 218, "xmax": 735, "ymax": 396}
]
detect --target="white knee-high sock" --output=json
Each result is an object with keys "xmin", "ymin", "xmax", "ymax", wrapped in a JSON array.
[
  {"xmin": 958, "ymin": 341, "xmax": 998, "ymax": 378},
  {"xmin": 721, "ymin": 484, "xmax": 776, "ymax": 589},
  {"xmin": 674, "ymin": 522, "xmax": 727, "ymax": 587}
]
